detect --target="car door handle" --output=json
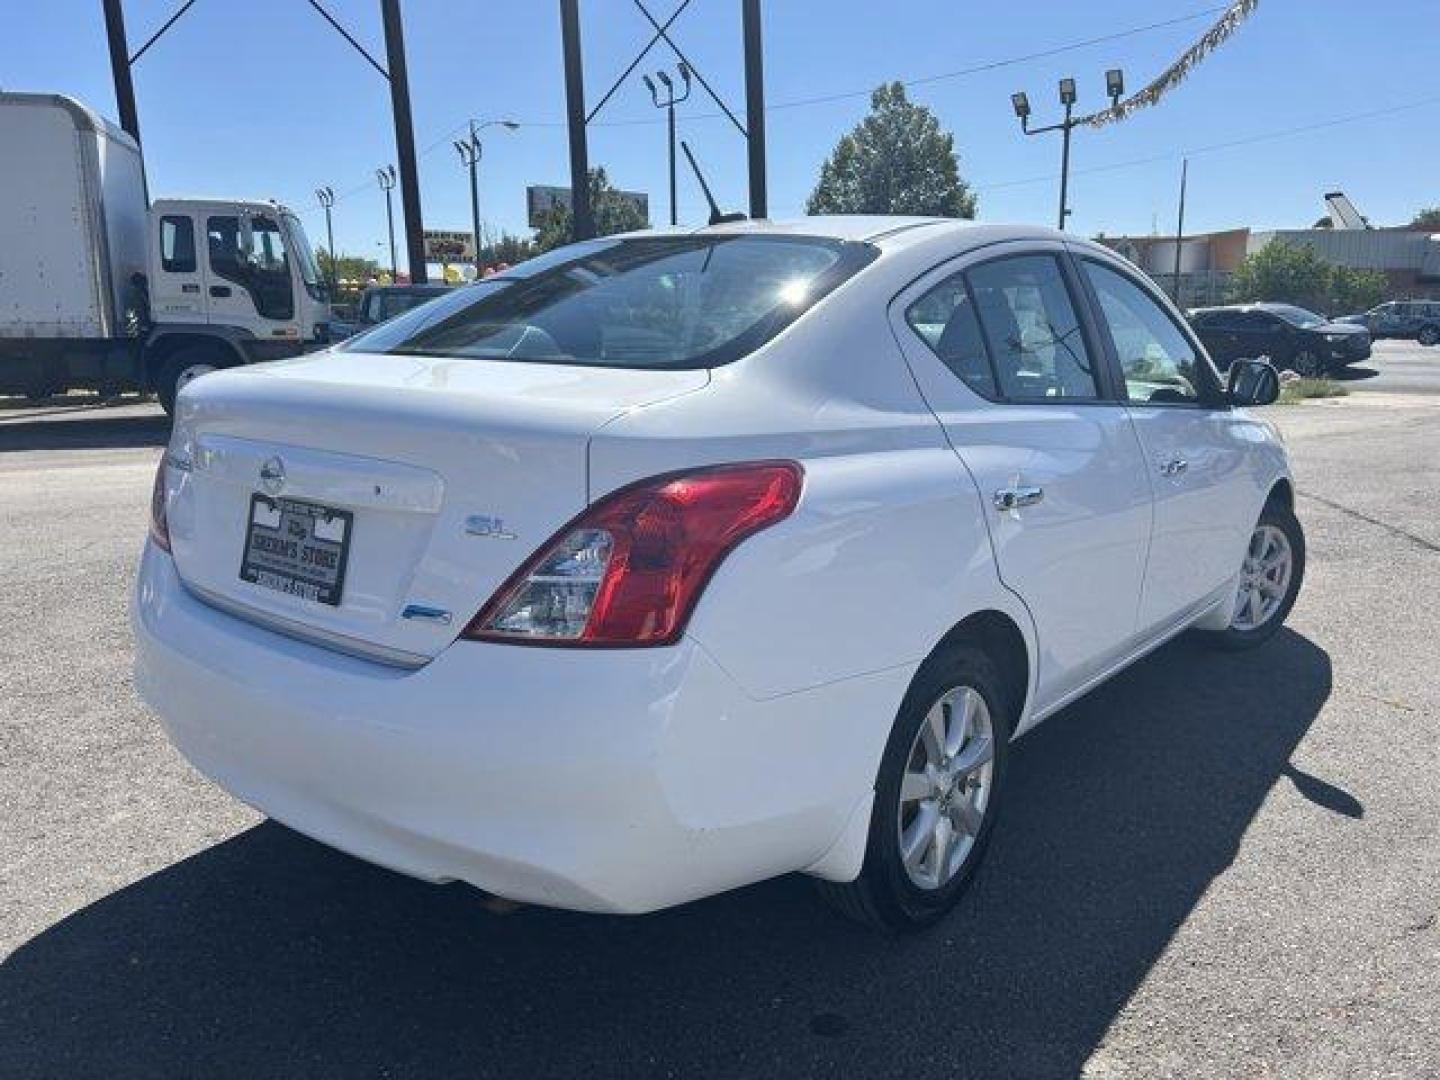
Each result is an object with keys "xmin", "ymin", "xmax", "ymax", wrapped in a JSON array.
[
  {"xmin": 209, "ymin": 285, "xmax": 232, "ymax": 298},
  {"xmin": 1159, "ymin": 457, "xmax": 1189, "ymax": 477},
  {"xmin": 994, "ymin": 485, "xmax": 1044, "ymax": 512},
  {"xmin": 181, "ymin": 283, "xmax": 200, "ymax": 294}
]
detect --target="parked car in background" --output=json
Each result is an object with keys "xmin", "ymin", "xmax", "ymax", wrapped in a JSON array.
[
  {"xmin": 1188, "ymin": 302, "xmax": 1371, "ymax": 376},
  {"xmin": 1335, "ymin": 300, "xmax": 1440, "ymax": 346},
  {"xmin": 327, "ymin": 283, "xmax": 452, "ymax": 341},
  {"xmin": 135, "ymin": 219, "xmax": 1299, "ymax": 932}
]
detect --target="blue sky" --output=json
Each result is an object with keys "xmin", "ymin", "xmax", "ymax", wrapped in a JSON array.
[{"xmin": 7, "ymin": 0, "xmax": 1437, "ymax": 271}]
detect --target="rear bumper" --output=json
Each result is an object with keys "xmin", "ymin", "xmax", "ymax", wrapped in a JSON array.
[{"xmin": 132, "ymin": 544, "xmax": 904, "ymax": 913}]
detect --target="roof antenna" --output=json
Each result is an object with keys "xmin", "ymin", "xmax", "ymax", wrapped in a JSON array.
[{"xmin": 680, "ymin": 141, "xmax": 747, "ymax": 226}]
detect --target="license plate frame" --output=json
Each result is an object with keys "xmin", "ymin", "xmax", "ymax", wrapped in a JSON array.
[{"xmin": 239, "ymin": 494, "xmax": 353, "ymax": 607}]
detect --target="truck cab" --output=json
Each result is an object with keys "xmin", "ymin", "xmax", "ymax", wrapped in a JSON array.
[{"xmin": 145, "ymin": 198, "xmax": 331, "ymax": 408}]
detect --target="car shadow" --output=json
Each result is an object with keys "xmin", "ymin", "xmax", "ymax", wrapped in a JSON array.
[
  {"xmin": 1332, "ymin": 365, "xmax": 1380, "ymax": 382},
  {"xmin": 0, "ymin": 412, "xmax": 169, "ymax": 452},
  {"xmin": 0, "ymin": 630, "xmax": 1336, "ymax": 1078}
]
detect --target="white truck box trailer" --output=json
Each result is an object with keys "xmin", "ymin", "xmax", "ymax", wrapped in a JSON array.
[{"xmin": 0, "ymin": 92, "xmax": 330, "ymax": 411}]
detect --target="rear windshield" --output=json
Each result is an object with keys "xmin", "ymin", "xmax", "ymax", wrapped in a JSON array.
[{"xmin": 341, "ymin": 235, "xmax": 875, "ymax": 369}]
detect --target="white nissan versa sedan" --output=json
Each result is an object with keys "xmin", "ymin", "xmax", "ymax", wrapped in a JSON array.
[{"xmin": 133, "ymin": 217, "xmax": 1301, "ymax": 931}]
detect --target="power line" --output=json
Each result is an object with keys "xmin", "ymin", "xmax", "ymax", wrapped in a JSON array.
[
  {"xmin": 519, "ymin": 4, "xmax": 1229, "ymax": 128},
  {"xmin": 975, "ymin": 93, "xmax": 1440, "ymax": 193},
  {"xmin": 296, "ymin": 4, "xmax": 1228, "ymax": 219}
]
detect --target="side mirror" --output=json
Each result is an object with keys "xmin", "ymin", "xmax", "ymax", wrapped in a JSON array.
[{"xmin": 1228, "ymin": 358, "xmax": 1281, "ymax": 407}]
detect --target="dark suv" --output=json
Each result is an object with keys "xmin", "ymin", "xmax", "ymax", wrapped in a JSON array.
[
  {"xmin": 328, "ymin": 284, "xmax": 453, "ymax": 342},
  {"xmin": 1336, "ymin": 300, "xmax": 1440, "ymax": 346},
  {"xmin": 1188, "ymin": 303, "xmax": 1372, "ymax": 376}
]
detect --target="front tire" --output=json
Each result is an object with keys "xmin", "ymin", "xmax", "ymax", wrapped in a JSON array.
[
  {"xmin": 816, "ymin": 644, "xmax": 1011, "ymax": 932},
  {"xmin": 1201, "ymin": 499, "xmax": 1305, "ymax": 651},
  {"xmin": 156, "ymin": 347, "xmax": 224, "ymax": 416},
  {"xmin": 1418, "ymin": 324, "xmax": 1440, "ymax": 347}
]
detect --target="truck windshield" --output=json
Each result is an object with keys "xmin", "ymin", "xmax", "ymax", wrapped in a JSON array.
[
  {"xmin": 341, "ymin": 234, "xmax": 875, "ymax": 370},
  {"xmin": 283, "ymin": 212, "xmax": 326, "ymax": 298}
]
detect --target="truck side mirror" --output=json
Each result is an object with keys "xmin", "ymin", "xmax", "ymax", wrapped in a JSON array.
[{"xmin": 1228, "ymin": 359, "xmax": 1280, "ymax": 407}]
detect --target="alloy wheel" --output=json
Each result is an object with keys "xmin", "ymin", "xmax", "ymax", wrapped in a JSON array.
[
  {"xmin": 896, "ymin": 685, "xmax": 995, "ymax": 890},
  {"xmin": 1231, "ymin": 523, "xmax": 1294, "ymax": 631}
]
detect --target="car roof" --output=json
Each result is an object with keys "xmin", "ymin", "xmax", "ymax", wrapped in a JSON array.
[{"xmin": 614, "ymin": 215, "xmax": 1079, "ymax": 257}]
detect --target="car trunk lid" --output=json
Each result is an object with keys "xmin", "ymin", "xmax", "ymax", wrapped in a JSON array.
[{"xmin": 164, "ymin": 350, "xmax": 708, "ymax": 664}]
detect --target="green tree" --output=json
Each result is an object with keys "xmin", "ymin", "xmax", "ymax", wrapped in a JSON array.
[
  {"xmin": 1409, "ymin": 206, "xmax": 1440, "ymax": 231},
  {"xmin": 533, "ymin": 167, "xmax": 649, "ymax": 252},
  {"xmin": 1229, "ymin": 241, "xmax": 1386, "ymax": 314},
  {"xmin": 478, "ymin": 233, "xmax": 538, "ymax": 267},
  {"xmin": 806, "ymin": 82, "xmax": 977, "ymax": 218},
  {"xmin": 316, "ymin": 249, "xmax": 382, "ymax": 284},
  {"xmin": 1329, "ymin": 265, "xmax": 1386, "ymax": 314}
]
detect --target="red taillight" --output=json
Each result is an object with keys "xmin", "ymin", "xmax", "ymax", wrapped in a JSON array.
[
  {"xmin": 463, "ymin": 461, "xmax": 803, "ymax": 647},
  {"xmin": 149, "ymin": 457, "xmax": 171, "ymax": 552}
]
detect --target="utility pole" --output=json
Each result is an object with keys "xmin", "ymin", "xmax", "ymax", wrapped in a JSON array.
[
  {"xmin": 643, "ymin": 65, "xmax": 691, "ymax": 226},
  {"xmin": 377, "ymin": 166, "xmax": 397, "ymax": 281},
  {"xmin": 742, "ymin": 0, "xmax": 767, "ymax": 219},
  {"xmin": 559, "ymin": 0, "xmax": 593, "ymax": 241},
  {"xmin": 101, "ymin": 0, "xmax": 141, "ymax": 143},
  {"xmin": 316, "ymin": 186, "xmax": 336, "ymax": 291},
  {"xmin": 1012, "ymin": 69, "xmax": 1125, "ymax": 232},
  {"xmin": 379, "ymin": 0, "xmax": 426, "ymax": 283},
  {"xmin": 1172, "ymin": 158, "xmax": 1189, "ymax": 304},
  {"xmin": 454, "ymin": 120, "xmax": 518, "ymax": 276}
]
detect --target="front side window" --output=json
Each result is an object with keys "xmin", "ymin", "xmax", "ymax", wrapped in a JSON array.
[
  {"xmin": 159, "ymin": 215, "xmax": 196, "ymax": 274},
  {"xmin": 207, "ymin": 214, "xmax": 294, "ymax": 321},
  {"xmin": 344, "ymin": 235, "xmax": 874, "ymax": 369},
  {"xmin": 967, "ymin": 255, "xmax": 1099, "ymax": 401},
  {"xmin": 1083, "ymin": 260, "xmax": 1205, "ymax": 405}
]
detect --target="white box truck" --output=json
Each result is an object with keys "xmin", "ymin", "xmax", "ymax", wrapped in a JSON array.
[{"xmin": 0, "ymin": 92, "xmax": 330, "ymax": 413}]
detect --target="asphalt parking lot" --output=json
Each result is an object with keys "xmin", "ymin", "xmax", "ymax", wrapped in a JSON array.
[{"xmin": 1, "ymin": 340, "xmax": 1437, "ymax": 1078}]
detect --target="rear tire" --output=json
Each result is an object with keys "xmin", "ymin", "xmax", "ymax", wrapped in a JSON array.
[
  {"xmin": 156, "ymin": 347, "xmax": 225, "ymax": 416},
  {"xmin": 816, "ymin": 643, "xmax": 1012, "ymax": 932},
  {"xmin": 1200, "ymin": 499, "xmax": 1305, "ymax": 652},
  {"xmin": 1418, "ymin": 324, "xmax": 1440, "ymax": 347}
]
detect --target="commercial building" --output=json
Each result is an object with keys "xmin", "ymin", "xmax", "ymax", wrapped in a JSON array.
[{"xmin": 1098, "ymin": 226, "xmax": 1440, "ymax": 308}]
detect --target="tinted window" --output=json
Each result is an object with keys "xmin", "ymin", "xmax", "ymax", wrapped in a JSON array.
[
  {"xmin": 1270, "ymin": 304, "xmax": 1325, "ymax": 329},
  {"xmin": 208, "ymin": 215, "xmax": 294, "ymax": 321},
  {"xmin": 160, "ymin": 216, "xmax": 196, "ymax": 274},
  {"xmin": 1083, "ymin": 260, "xmax": 1204, "ymax": 405},
  {"xmin": 346, "ymin": 236, "xmax": 874, "ymax": 369},
  {"xmin": 967, "ymin": 255, "xmax": 1098, "ymax": 401},
  {"xmin": 905, "ymin": 275, "xmax": 996, "ymax": 398}
]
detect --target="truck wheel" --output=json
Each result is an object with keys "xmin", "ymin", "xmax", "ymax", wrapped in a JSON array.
[
  {"xmin": 157, "ymin": 347, "xmax": 224, "ymax": 416},
  {"xmin": 1419, "ymin": 324, "xmax": 1440, "ymax": 347}
]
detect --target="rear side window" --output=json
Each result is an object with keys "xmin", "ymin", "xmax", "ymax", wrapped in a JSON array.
[
  {"xmin": 344, "ymin": 236, "xmax": 876, "ymax": 369},
  {"xmin": 905, "ymin": 254, "xmax": 1098, "ymax": 402},
  {"xmin": 159, "ymin": 216, "xmax": 196, "ymax": 274}
]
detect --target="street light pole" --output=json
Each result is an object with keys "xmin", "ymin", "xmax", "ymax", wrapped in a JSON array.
[
  {"xmin": 315, "ymin": 186, "xmax": 336, "ymax": 292},
  {"xmin": 377, "ymin": 166, "xmax": 397, "ymax": 280},
  {"xmin": 1012, "ymin": 69, "xmax": 1124, "ymax": 232},
  {"xmin": 1172, "ymin": 157, "xmax": 1189, "ymax": 303},
  {"xmin": 454, "ymin": 120, "xmax": 518, "ymax": 277},
  {"xmin": 643, "ymin": 64, "xmax": 692, "ymax": 227}
]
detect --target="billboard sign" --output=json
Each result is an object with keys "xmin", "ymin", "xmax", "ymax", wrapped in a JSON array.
[
  {"xmin": 526, "ymin": 185, "xmax": 649, "ymax": 229},
  {"xmin": 422, "ymin": 229, "xmax": 474, "ymax": 264}
]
